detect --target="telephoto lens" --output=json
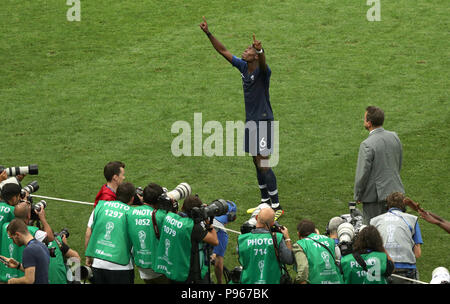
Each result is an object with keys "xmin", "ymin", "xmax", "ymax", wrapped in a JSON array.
[
  {"xmin": 166, "ymin": 182, "xmax": 191, "ymax": 201},
  {"xmin": 191, "ymin": 199, "xmax": 229, "ymax": 223},
  {"xmin": 337, "ymin": 222, "xmax": 355, "ymax": 243},
  {"xmin": 0, "ymin": 164, "xmax": 38, "ymax": 177},
  {"xmin": 204, "ymin": 199, "xmax": 229, "ymax": 218},
  {"xmin": 21, "ymin": 181, "xmax": 39, "ymax": 197}
]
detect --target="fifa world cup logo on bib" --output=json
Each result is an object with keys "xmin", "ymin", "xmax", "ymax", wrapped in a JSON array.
[
  {"xmin": 164, "ymin": 239, "xmax": 171, "ymax": 257},
  {"xmin": 8, "ymin": 244, "xmax": 14, "ymax": 258},
  {"xmin": 321, "ymin": 251, "xmax": 331, "ymax": 269},
  {"xmin": 138, "ymin": 230, "xmax": 146, "ymax": 249},
  {"xmin": 258, "ymin": 260, "xmax": 265, "ymax": 281},
  {"xmin": 104, "ymin": 222, "xmax": 115, "ymax": 240}
]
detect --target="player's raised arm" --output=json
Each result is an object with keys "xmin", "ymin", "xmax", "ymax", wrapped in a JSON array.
[
  {"xmin": 199, "ymin": 16, "xmax": 233, "ymax": 63},
  {"xmin": 253, "ymin": 34, "xmax": 267, "ymax": 73}
]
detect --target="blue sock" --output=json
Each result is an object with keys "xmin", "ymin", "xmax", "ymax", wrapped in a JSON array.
[
  {"xmin": 256, "ymin": 168, "xmax": 270, "ymax": 201},
  {"xmin": 262, "ymin": 168, "xmax": 279, "ymax": 208}
]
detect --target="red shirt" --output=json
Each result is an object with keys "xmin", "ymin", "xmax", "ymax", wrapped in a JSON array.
[{"xmin": 94, "ymin": 184, "xmax": 116, "ymax": 207}]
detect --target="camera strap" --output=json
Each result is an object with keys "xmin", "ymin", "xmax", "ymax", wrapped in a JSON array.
[
  {"xmin": 306, "ymin": 237, "xmax": 343, "ymax": 274},
  {"xmin": 151, "ymin": 209, "xmax": 160, "ymax": 240},
  {"xmin": 267, "ymin": 225, "xmax": 290, "ymax": 279},
  {"xmin": 352, "ymin": 252, "xmax": 368, "ymax": 272}
]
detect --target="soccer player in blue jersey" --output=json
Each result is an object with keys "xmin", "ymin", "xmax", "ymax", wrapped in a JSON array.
[{"xmin": 200, "ymin": 17, "xmax": 283, "ymax": 220}]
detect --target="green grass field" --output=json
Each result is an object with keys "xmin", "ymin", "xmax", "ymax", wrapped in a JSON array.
[{"xmin": 1, "ymin": 0, "xmax": 448, "ymax": 283}]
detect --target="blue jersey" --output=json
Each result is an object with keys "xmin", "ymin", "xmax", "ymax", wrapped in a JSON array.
[{"xmin": 231, "ymin": 56, "xmax": 274, "ymax": 122}]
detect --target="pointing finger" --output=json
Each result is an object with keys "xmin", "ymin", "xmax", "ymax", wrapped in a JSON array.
[
  {"xmin": 203, "ymin": 16, "xmax": 207, "ymax": 23},
  {"xmin": 253, "ymin": 33, "xmax": 256, "ymax": 42}
]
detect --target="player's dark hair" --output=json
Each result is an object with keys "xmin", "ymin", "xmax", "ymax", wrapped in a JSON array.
[
  {"xmin": 103, "ymin": 161, "xmax": 125, "ymax": 182},
  {"xmin": 365, "ymin": 106, "xmax": 384, "ymax": 127}
]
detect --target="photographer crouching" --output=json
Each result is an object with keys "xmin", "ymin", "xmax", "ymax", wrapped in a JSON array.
[
  {"xmin": 237, "ymin": 207, "xmax": 294, "ymax": 284},
  {"xmin": 126, "ymin": 182, "xmax": 169, "ymax": 284},
  {"xmin": 153, "ymin": 194, "xmax": 219, "ymax": 284}
]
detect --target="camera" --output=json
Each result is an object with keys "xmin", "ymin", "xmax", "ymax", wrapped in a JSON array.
[
  {"xmin": 0, "ymin": 164, "xmax": 38, "ymax": 177},
  {"xmin": 166, "ymin": 182, "xmax": 191, "ymax": 201},
  {"xmin": 190, "ymin": 199, "xmax": 229, "ymax": 224},
  {"xmin": 335, "ymin": 202, "xmax": 367, "ymax": 256},
  {"xmin": 30, "ymin": 200, "xmax": 47, "ymax": 221},
  {"xmin": 79, "ymin": 265, "xmax": 93, "ymax": 281},
  {"xmin": 157, "ymin": 182, "xmax": 191, "ymax": 212},
  {"xmin": 337, "ymin": 222, "xmax": 354, "ymax": 256},
  {"xmin": 21, "ymin": 180, "xmax": 39, "ymax": 198},
  {"xmin": 230, "ymin": 266, "xmax": 243, "ymax": 283},
  {"xmin": 348, "ymin": 201, "xmax": 365, "ymax": 233},
  {"xmin": 240, "ymin": 221, "xmax": 256, "ymax": 234},
  {"xmin": 240, "ymin": 202, "xmax": 272, "ymax": 234},
  {"xmin": 55, "ymin": 228, "xmax": 70, "ymax": 239},
  {"xmin": 133, "ymin": 186, "xmax": 144, "ymax": 206},
  {"xmin": 270, "ymin": 221, "xmax": 285, "ymax": 233}
]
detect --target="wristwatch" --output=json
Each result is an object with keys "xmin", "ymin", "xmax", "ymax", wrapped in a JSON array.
[{"xmin": 255, "ymin": 48, "xmax": 264, "ymax": 54}]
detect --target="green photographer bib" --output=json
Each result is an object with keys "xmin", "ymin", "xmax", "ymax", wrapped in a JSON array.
[
  {"xmin": 47, "ymin": 236, "xmax": 68, "ymax": 284},
  {"xmin": 0, "ymin": 202, "xmax": 14, "ymax": 229},
  {"xmin": 297, "ymin": 233, "xmax": 343, "ymax": 284},
  {"xmin": 85, "ymin": 200, "xmax": 132, "ymax": 265},
  {"xmin": 341, "ymin": 251, "xmax": 388, "ymax": 284},
  {"xmin": 0, "ymin": 223, "xmax": 38, "ymax": 282},
  {"xmin": 127, "ymin": 205, "xmax": 166, "ymax": 269},
  {"xmin": 153, "ymin": 212, "xmax": 194, "ymax": 282},
  {"xmin": 238, "ymin": 232, "xmax": 283, "ymax": 284}
]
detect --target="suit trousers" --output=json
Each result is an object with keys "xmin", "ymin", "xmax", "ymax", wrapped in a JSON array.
[{"xmin": 362, "ymin": 201, "xmax": 387, "ymax": 225}]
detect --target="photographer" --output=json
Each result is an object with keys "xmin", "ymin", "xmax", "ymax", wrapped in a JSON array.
[
  {"xmin": 154, "ymin": 195, "xmax": 218, "ymax": 284},
  {"xmin": 0, "ymin": 201, "xmax": 50, "ymax": 283},
  {"xmin": 340, "ymin": 225, "xmax": 395, "ymax": 284},
  {"xmin": 126, "ymin": 183, "xmax": 169, "ymax": 284},
  {"xmin": 15, "ymin": 199, "xmax": 54, "ymax": 243},
  {"xmin": 93, "ymin": 161, "xmax": 126, "ymax": 208},
  {"xmin": 211, "ymin": 201, "xmax": 237, "ymax": 284},
  {"xmin": 47, "ymin": 229, "xmax": 81, "ymax": 284},
  {"xmin": 0, "ymin": 183, "xmax": 22, "ymax": 208},
  {"xmin": 85, "ymin": 182, "xmax": 135, "ymax": 284},
  {"xmin": 293, "ymin": 219, "xmax": 343, "ymax": 284},
  {"xmin": 1, "ymin": 218, "xmax": 50, "ymax": 284},
  {"xmin": 325, "ymin": 217, "xmax": 346, "ymax": 260},
  {"xmin": 370, "ymin": 192, "xmax": 423, "ymax": 284},
  {"xmin": 0, "ymin": 183, "xmax": 17, "ymax": 235},
  {"xmin": 237, "ymin": 207, "xmax": 293, "ymax": 284}
]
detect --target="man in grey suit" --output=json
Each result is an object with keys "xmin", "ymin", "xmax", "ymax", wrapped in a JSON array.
[{"xmin": 354, "ymin": 106, "xmax": 405, "ymax": 225}]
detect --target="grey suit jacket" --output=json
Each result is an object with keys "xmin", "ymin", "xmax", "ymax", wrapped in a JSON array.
[{"xmin": 354, "ymin": 127, "xmax": 404, "ymax": 203}]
